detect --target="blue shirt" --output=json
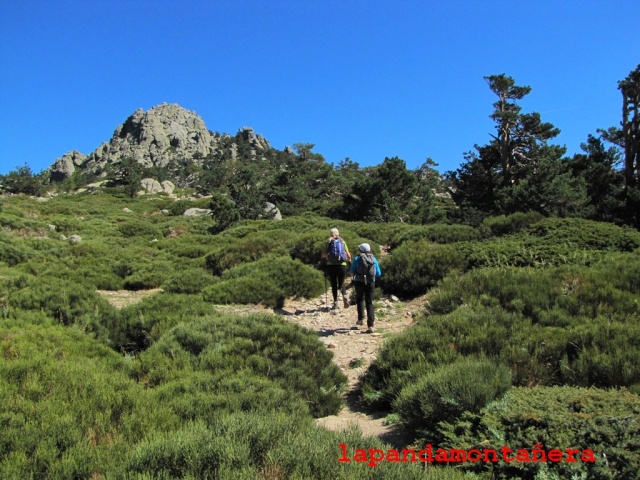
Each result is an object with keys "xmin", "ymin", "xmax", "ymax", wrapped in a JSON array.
[{"xmin": 350, "ymin": 254, "xmax": 382, "ymax": 283}]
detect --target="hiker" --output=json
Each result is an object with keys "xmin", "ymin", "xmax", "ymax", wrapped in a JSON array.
[
  {"xmin": 350, "ymin": 243, "xmax": 382, "ymax": 333},
  {"xmin": 322, "ymin": 228, "xmax": 352, "ymax": 310}
]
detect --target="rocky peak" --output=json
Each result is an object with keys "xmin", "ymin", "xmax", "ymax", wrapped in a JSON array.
[
  {"xmin": 85, "ymin": 103, "xmax": 217, "ymax": 170},
  {"xmin": 49, "ymin": 104, "xmax": 276, "ymax": 184}
]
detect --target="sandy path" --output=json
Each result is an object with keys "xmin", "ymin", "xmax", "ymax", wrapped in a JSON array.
[
  {"xmin": 98, "ymin": 285, "xmax": 422, "ymax": 448},
  {"xmin": 275, "ymin": 290, "xmax": 420, "ymax": 448}
]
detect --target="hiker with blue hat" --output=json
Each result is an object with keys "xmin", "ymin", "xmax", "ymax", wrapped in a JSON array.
[{"xmin": 349, "ymin": 243, "xmax": 382, "ymax": 333}]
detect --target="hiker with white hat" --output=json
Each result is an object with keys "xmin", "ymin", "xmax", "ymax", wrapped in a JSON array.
[{"xmin": 349, "ymin": 243, "xmax": 382, "ymax": 333}]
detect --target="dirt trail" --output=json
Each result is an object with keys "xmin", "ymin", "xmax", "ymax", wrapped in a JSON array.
[
  {"xmin": 98, "ymin": 286, "xmax": 422, "ymax": 448},
  {"xmin": 273, "ymin": 289, "xmax": 422, "ymax": 448}
]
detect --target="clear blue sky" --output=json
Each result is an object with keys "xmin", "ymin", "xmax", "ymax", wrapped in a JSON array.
[{"xmin": 1, "ymin": 0, "xmax": 638, "ymax": 176}]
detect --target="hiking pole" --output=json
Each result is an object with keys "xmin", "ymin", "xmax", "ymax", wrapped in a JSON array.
[
  {"xmin": 343, "ymin": 262, "xmax": 352, "ymax": 309},
  {"xmin": 323, "ymin": 262, "xmax": 328, "ymax": 312}
]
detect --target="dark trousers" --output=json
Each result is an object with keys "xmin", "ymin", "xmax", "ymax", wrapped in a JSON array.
[
  {"xmin": 354, "ymin": 281, "xmax": 375, "ymax": 328},
  {"xmin": 326, "ymin": 264, "xmax": 348, "ymax": 302}
]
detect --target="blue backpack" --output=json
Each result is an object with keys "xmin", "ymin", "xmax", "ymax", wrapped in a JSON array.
[{"xmin": 327, "ymin": 238, "xmax": 348, "ymax": 263}]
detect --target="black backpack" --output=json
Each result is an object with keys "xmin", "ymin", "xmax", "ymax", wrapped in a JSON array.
[{"xmin": 356, "ymin": 253, "xmax": 376, "ymax": 285}]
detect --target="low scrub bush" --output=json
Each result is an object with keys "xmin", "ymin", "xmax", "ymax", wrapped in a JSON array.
[
  {"xmin": 394, "ymin": 356, "xmax": 511, "ymax": 444},
  {"xmin": 465, "ymin": 236, "xmax": 601, "ymax": 269},
  {"xmin": 0, "ymin": 233, "xmax": 35, "ymax": 266},
  {"xmin": 0, "ymin": 324, "xmax": 177, "ymax": 479},
  {"xmin": 117, "ymin": 219, "xmax": 161, "ymax": 239},
  {"xmin": 525, "ymin": 217, "xmax": 640, "ymax": 252},
  {"xmin": 202, "ymin": 255, "xmax": 325, "ymax": 308},
  {"xmin": 107, "ymin": 248, "xmax": 175, "ymax": 291},
  {"xmin": 481, "ymin": 211, "xmax": 546, "ymax": 236},
  {"xmin": 348, "ymin": 220, "xmax": 414, "ymax": 247},
  {"xmin": 44, "ymin": 214, "xmax": 87, "ymax": 236},
  {"xmin": 428, "ymin": 267, "xmax": 559, "ymax": 319},
  {"xmin": 165, "ymin": 199, "xmax": 195, "ymax": 216},
  {"xmin": 289, "ymin": 229, "xmax": 330, "ymax": 266},
  {"xmin": 359, "ymin": 306, "xmax": 519, "ymax": 409},
  {"xmin": 155, "ymin": 235, "xmax": 212, "ymax": 258},
  {"xmin": 366, "ymin": 314, "xmax": 637, "ymax": 407},
  {"xmin": 204, "ymin": 231, "xmax": 290, "ymax": 275},
  {"xmin": 123, "ymin": 261, "xmax": 174, "ymax": 290},
  {"xmin": 464, "ymin": 218, "xmax": 640, "ymax": 271},
  {"xmin": 135, "ymin": 314, "xmax": 347, "ymax": 417},
  {"xmin": 381, "ymin": 240, "xmax": 466, "ymax": 297},
  {"xmin": 127, "ymin": 412, "xmax": 433, "ymax": 480},
  {"xmin": 203, "ymin": 275, "xmax": 287, "ymax": 308},
  {"xmin": 392, "ymin": 223, "xmax": 482, "ymax": 247},
  {"xmin": 113, "ymin": 293, "xmax": 218, "ymax": 352},
  {"xmin": 163, "ymin": 268, "xmax": 217, "ymax": 294},
  {"xmin": 439, "ymin": 386, "xmax": 640, "ymax": 480},
  {"xmin": 2, "ymin": 273, "xmax": 119, "ymax": 344}
]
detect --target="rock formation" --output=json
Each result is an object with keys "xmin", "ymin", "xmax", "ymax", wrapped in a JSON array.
[
  {"xmin": 49, "ymin": 151, "xmax": 86, "ymax": 182},
  {"xmin": 48, "ymin": 103, "xmax": 270, "ymax": 182}
]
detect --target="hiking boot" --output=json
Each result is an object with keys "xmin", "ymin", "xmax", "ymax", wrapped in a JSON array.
[
  {"xmin": 356, "ymin": 319, "xmax": 364, "ymax": 326},
  {"xmin": 365, "ymin": 327, "xmax": 375, "ymax": 334},
  {"xmin": 343, "ymin": 297, "xmax": 350, "ymax": 309},
  {"xmin": 332, "ymin": 301, "xmax": 339, "ymax": 310}
]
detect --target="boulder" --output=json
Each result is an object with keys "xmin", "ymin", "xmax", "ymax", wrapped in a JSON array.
[
  {"xmin": 141, "ymin": 178, "xmax": 163, "ymax": 194},
  {"xmin": 161, "ymin": 180, "xmax": 175, "ymax": 195},
  {"xmin": 263, "ymin": 202, "xmax": 282, "ymax": 221},
  {"xmin": 183, "ymin": 208, "xmax": 212, "ymax": 217}
]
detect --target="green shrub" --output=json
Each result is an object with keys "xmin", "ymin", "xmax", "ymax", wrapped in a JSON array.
[
  {"xmin": 363, "ymin": 257, "xmax": 640, "ymax": 415},
  {"xmin": 0, "ymin": 324, "xmax": 178, "ymax": 479},
  {"xmin": 204, "ymin": 232, "xmax": 290, "ymax": 275},
  {"xmin": 358, "ymin": 318, "xmax": 460, "ymax": 410},
  {"xmin": 290, "ymin": 229, "xmax": 334, "ymax": 266},
  {"xmin": 428, "ymin": 267, "xmax": 559, "ymax": 320},
  {"xmin": 123, "ymin": 262, "xmax": 173, "ymax": 290},
  {"xmin": 113, "ymin": 293, "xmax": 217, "ymax": 352},
  {"xmin": 525, "ymin": 217, "xmax": 640, "ymax": 252},
  {"xmin": 440, "ymin": 386, "xmax": 640, "ymax": 480},
  {"xmin": 392, "ymin": 223, "xmax": 482, "ymax": 247},
  {"xmin": 348, "ymin": 220, "xmax": 415, "ymax": 247},
  {"xmin": 0, "ymin": 234, "xmax": 34, "ymax": 266},
  {"xmin": 117, "ymin": 219, "xmax": 161, "ymax": 238},
  {"xmin": 163, "ymin": 268, "xmax": 217, "ymax": 294},
  {"xmin": 2, "ymin": 274, "xmax": 119, "ymax": 344},
  {"xmin": 165, "ymin": 199, "xmax": 195, "ymax": 216},
  {"xmin": 381, "ymin": 240, "xmax": 466, "ymax": 296},
  {"xmin": 43, "ymin": 215, "xmax": 83, "ymax": 235},
  {"xmin": 202, "ymin": 255, "xmax": 325, "ymax": 308},
  {"xmin": 127, "ymin": 413, "xmax": 432, "ymax": 480},
  {"xmin": 394, "ymin": 356, "xmax": 511, "ymax": 444},
  {"xmin": 156, "ymin": 236, "xmax": 211, "ymax": 258},
  {"xmin": 106, "ymin": 248, "xmax": 175, "ymax": 291},
  {"xmin": 463, "ymin": 218, "xmax": 640, "ymax": 271},
  {"xmin": 203, "ymin": 275, "xmax": 287, "ymax": 308},
  {"xmin": 482, "ymin": 211, "xmax": 546, "ymax": 236},
  {"xmin": 135, "ymin": 314, "xmax": 347, "ymax": 417}
]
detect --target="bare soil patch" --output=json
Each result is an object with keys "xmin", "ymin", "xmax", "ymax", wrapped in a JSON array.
[
  {"xmin": 96, "ymin": 288, "xmax": 164, "ymax": 309},
  {"xmin": 96, "ymin": 285, "xmax": 424, "ymax": 447}
]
